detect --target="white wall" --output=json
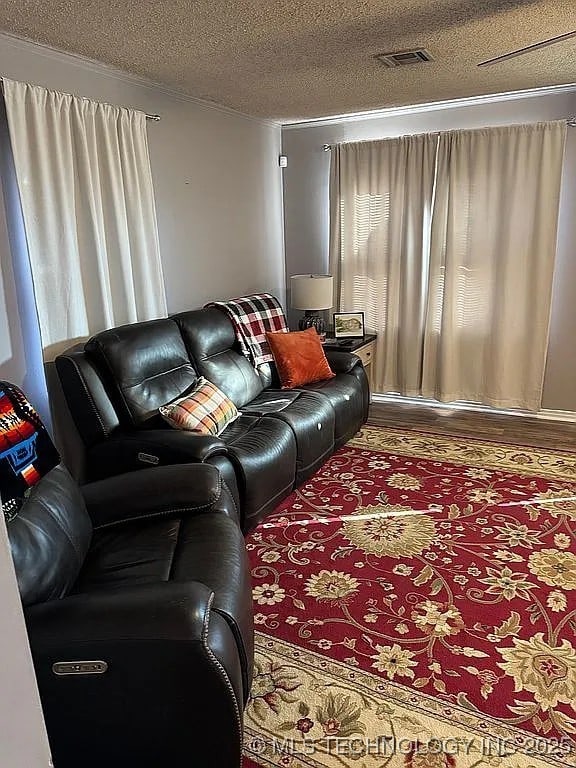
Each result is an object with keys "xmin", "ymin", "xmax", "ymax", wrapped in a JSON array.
[
  {"xmin": 0, "ymin": 32, "xmax": 285, "ymax": 389},
  {"xmin": 0, "ymin": 32, "xmax": 285, "ymax": 765},
  {"xmin": 0, "ymin": 192, "xmax": 25, "ymax": 385},
  {"xmin": 0, "ymin": 513, "xmax": 52, "ymax": 767},
  {"xmin": 282, "ymin": 89, "xmax": 576, "ymax": 411}
]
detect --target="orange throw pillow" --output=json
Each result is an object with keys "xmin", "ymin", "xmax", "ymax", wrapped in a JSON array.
[{"xmin": 266, "ymin": 328, "xmax": 335, "ymax": 389}]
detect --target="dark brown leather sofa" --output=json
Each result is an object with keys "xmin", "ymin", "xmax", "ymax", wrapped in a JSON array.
[
  {"xmin": 42, "ymin": 303, "xmax": 368, "ymax": 767},
  {"xmin": 8, "ymin": 461, "xmax": 251, "ymax": 768},
  {"xmin": 56, "ymin": 305, "xmax": 369, "ymax": 533}
]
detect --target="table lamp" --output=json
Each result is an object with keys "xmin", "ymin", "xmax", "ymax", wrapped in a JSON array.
[{"xmin": 290, "ymin": 274, "xmax": 333, "ymax": 338}]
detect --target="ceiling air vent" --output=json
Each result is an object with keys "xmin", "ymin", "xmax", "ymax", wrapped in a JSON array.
[{"xmin": 375, "ymin": 49, "xmax": 434, "ymax": 68}]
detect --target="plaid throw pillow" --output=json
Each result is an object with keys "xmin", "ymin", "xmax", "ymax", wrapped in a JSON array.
[{"xmin": 159, "ymin": 378, "xmax": 240, "ymax": 436}]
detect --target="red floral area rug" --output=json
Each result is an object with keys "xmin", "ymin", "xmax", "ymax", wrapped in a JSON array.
[{"xmin": 242, "ymin": 426, "xmax": 576, "ymax": 768}]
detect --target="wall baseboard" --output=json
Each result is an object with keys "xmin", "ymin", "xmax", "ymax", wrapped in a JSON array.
[
  {"xmin": 371, "ymin": 393, "xmax": 576, "ymax": 424},
  {"xmin": 538, "ymin": 409, "xmax": 576, "ymax": 423}
]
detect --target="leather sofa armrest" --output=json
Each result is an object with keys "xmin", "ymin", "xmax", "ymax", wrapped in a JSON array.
[
  {"xmin": 81, "ymin": 463, "xmax": 238, "ymax": 529},
  {"xmin": 26, "ymin": 582, "xmax": 244, "ymax": 768},
  {"xmin": 86, "ymin": 428, "xmax": 228, "ymax": 480},
  {"xmin": 324, "ymin": 349, "xmax": 362, "ymax": 374},
  {"xmin": 27, "ymin": 580, "xmax": 218, "ymax": 646}
]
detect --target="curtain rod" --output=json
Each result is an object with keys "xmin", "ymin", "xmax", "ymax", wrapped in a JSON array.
[
  {"xmin": 322, "ymin": 117, "xmax": 576, "ymax": 150},
  {"xmin": 0, "ymin": 76, "xmax": 161, "ymax": 121}
]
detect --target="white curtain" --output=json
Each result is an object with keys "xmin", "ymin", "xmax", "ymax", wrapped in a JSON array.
[
  {"xmin": 2, "ymin": 78, "xmax": 167, "ymax": 357},
  {"xmin": 330, "ymin": 135, "xmax": 437, "ymax": 395},
  {"xmin": 331, "ymin": 122, "xmax": 566, "ymax": 411},
  {"xmin": 422, "ymin": 122, "xmax": 566, "ymax": 410}
]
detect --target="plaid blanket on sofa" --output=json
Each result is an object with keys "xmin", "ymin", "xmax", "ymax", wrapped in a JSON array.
[{"xmin": 206, "ymin": 293, "xmax": 288, "ymax": 368}]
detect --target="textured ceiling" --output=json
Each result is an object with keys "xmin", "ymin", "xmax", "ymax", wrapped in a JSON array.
[{"xmin": 0, "ymin": 1, "xmax": 575, "ymax": 122}]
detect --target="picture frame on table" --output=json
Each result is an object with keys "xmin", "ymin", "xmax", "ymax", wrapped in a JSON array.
[{"xmin": 333, "ymin": 311, "xmax": 365, "ymax": 339}]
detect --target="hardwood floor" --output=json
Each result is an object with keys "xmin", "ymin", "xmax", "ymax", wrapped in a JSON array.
[{"xmin": 368, "ymin": 399, "xmax": 576, "ymax": 452}]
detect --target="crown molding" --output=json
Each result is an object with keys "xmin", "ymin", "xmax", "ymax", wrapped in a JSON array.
[
  {"xmin": 0, "ymin": 31, "xmax": 280, "ymax": 129},
  {"xmin": 282, "ymin": 83, "xmax": 576, "ymax": 129},
  {"xmin": 1, "ymin": 31, "xmax": 573, "ymax": 133}
]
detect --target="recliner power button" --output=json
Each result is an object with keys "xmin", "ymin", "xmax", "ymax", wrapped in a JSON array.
[
  {"xmin": 138, "ymin": 452, "xmax": 160, "ymax": 465},
  {"xmin": 317, "ymin": 423, "xmax": 322, "ymax": 430}
]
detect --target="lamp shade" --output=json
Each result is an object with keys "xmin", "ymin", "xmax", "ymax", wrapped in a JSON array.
[{"xmin": 290, "ymin": 274, "xmax": 333, "ymax": 310}]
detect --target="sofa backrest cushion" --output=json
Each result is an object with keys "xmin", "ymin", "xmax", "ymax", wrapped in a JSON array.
[
  {"xmin": 173, "ymin": 308, "xmax": 264, "ymax": 408},
  {"xmin": 85, "ymin": 319, "xmax": 198, "ymax": 427},
  {"xmin": 7, "ymin": 464, "xmax": 92, "ymax": 607}
]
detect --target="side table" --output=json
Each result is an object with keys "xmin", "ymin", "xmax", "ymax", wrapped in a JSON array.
[{"xmin": 322, "ymin": 333, "xmax": 377, "ymax": 391}]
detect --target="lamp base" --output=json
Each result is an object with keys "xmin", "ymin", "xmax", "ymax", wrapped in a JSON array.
[{"xmin": 298, "ymin": 311, "xmax": 326, "ymax": 340}]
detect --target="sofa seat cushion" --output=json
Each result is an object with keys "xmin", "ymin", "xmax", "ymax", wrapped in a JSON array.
[
  {"xmin": 243, "ymin": 390, "xmax": 335, "ymax": 486},
  {"xmin": 300, "ymin": 372, "xmax": 366, "ymax": 447},
  {"xmin": 237, "ymin": 390, "xmax": 300, "ymax": 415},
  {"xmin": 76, "ymin": 517, "xmax": 182, "ymax": 589},
  {"xmin": 75, "ymin": 510, "xmax": 253, "ymax": 697},
  {"xmin": 217, "ymin": 414, "xmax": 297, "ymax": 531}
]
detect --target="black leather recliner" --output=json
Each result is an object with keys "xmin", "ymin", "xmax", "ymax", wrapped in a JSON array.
[
  {"xmin": 7, "ymin": 461, "xmax": 253, "ymax": 768},
  {"xmin": 55, "ymin": 304, "xmax": 369, "ymax": 531}
]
